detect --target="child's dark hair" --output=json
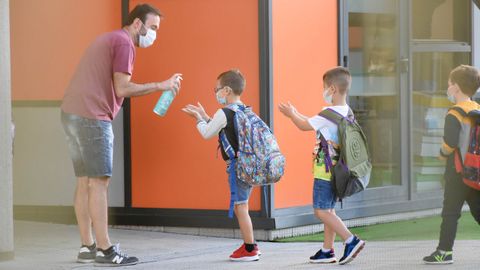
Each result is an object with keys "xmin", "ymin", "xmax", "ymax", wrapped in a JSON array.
[
  {"xmin": 217, "ymin": 69, "xmax": 246, "ymax": 95},
  {"xmin": 449, "ymin": 65, "xmax": 480, "ymax": 97},
  {"xmin": 323, "ymin": 66, "xmax": 351, "ymax": 94}
]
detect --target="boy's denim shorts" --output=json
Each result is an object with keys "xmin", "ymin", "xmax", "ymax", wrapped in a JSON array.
[
  {"xmin": 61, "ymin": 111, "xmax": 114, "ymax": 178},
  {"xmin": 227, "ymin": 161, "xmax": 253, "ymax": 205},
  {"xmin": 313, "ymin": 178, "xmax": 337, "ymax": 209}
]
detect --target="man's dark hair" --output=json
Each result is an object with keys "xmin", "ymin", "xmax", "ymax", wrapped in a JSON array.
[
  {"xmin": 323, "ymin": 66, "xmax": 351, "ymax": 94},
  {"xmin": 449, "ymin": 65, "xmax": 480, "ymax": 97},
  {"xmin": 123, "ymin": 4, "xmax": 163, "ymax": 27},
  {"xmin": 217, "ymin": 69, "xmax": 246, "ymax": 95}
]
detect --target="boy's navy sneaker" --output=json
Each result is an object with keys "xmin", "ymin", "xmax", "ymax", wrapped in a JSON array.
[
  {"xmin": 423, "ymin": 250, "xmax": 453, "ymax": 264},
  {"xmin": 77, "ymin": 242, "xmax": 96, "ymax": 263},
  {"xmin": 94, "ymin": 244, "xmax": 139, "ymax": 267},
  {"xmin": 339, "ymin": 236, "xmax": 365, "ymax": 265},
  {"xmin": 309, "ymin": 248, "xmax": 337, "ymax": 263}
]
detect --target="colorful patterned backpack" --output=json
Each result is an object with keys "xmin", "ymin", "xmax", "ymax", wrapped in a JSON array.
[{"xmin": 219, "ymin": 104, "xmax": 286, "ymax": 186}]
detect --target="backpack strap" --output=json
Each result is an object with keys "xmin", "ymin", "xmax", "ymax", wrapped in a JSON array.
[
  {"xmin": 225, "ymin": 103, "xmax": 246, "ymax": 137},
  {"xmin": 318, "ymin": 134, "xmax": 333, "ymax": 173},
  {"xmin": 447, "ymin": 107, "xmax": 467, "ymax": 173},
  {"xmin": 318, "ymin": 108, "xmax": 354, "ymax": 125},
  {"xmin": 226, "ymin": 103, "xmax": 247, "ymax": 113},
  {"xmin": 219, "ymin": 104, "xmax": 249, "ymax": 218},
  {"xmin": 219, "ymin": 130, "xmax": 237, "ymax": 218},
  {"xmin": 219, "ymin": 130, "xmax": 236, "ymax": 159},
  {"xmin": 316, "ymin": 108, "xmax": 353, "ymax": 173},
  {"xmin": 448, "ymin": 106, "xmax": 467, "ymax": 119}
]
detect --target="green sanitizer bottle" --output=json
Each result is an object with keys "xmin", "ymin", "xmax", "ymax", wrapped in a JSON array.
[
  {"xmin": 153, "ymin": 75, "xmax": 182, "ymax": 116},
  {"xmin": 153, "ymin": 90, "xmax": 174, "ymax": 116}
]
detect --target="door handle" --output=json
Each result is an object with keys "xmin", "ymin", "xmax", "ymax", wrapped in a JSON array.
[{"xmin": 400, "ymin": 58, "xmax": 409, "ymax": 73}]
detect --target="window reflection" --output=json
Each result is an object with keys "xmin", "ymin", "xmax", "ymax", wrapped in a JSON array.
[
  {"xmin": 411, "ymin": 0, "xmax": 471, "ymax": 192},
  {"xmin": 347, "ymin": 0, "xmax": 401, "ymax": 187},
  {"xmin": 412, "ymin": 52, "xmax": 470, "ymax": 192}
]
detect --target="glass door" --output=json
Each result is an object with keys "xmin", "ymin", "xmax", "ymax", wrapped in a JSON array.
[
  {"xmin": 410, "ymin": 0, "xmax": 472, "ymax": 196},
  {"xmin": 340, "ymin": 0, "xmax": 473, "ymax": 206},
  {"xmin": 341, "ymin": 0, "xmax": 409, "ymax": 201}
]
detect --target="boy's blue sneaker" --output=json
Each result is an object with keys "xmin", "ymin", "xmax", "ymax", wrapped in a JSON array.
[
  {"xmin": 339, "ymin": 236, "xmax": 365, "ymax": 265},
  {"xmin": 423, "ymin": 250, "xmax": 453, "ymax": 264},
  {"xmin": 309, "ymin": 248, "xmax": 337, "ymax": 263}
]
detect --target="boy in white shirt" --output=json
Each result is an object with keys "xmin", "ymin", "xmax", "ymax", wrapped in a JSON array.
[
  {"xmin": 182, "ymin": 69, "xmax": 260, "ymax": 262},
  {"xmin": 279, "ymin": 66, "xmax": 365, "ymax": 265}
]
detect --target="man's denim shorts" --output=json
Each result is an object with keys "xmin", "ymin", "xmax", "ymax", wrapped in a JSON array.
[
  {"xmin": 313, "ymin": 178, "xmax": 337, "ymax": 209},
  {"xmin": 226, "ymin": 162, "xmax": 253, "ymax": 205},
  {"xmin": 61, "ymin": 111, "xmax": 114, "ymax": 178}
]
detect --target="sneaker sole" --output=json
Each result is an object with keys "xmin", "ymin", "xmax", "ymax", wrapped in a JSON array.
[
  {"xmin": 339, "ymin": 240, "xmax": 365, "ymax": 265},
  {"xmin": 76, "ymin": 258, "xmax": 95, "ymax": 263},
  {"xmin": 94, "ymin": 261, "xmax": 139, "ymax": 267},
  {"xmin": 229, "ymin": 255, "xmax": 260, "ymax": 262},
  {"xmin": 424, "ymin": 261, "xmax": 453, "ymax": 265},
  {"xmin": 309, "ymin": 258, "xmax": 337, "ymax": 264}
]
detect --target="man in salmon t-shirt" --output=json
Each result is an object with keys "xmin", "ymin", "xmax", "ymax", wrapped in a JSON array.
[{"xmin": 61, "ymin": 3, "xmax": 182, "ymax": 267}]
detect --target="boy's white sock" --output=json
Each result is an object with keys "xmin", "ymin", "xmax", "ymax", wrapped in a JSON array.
[
  {"xmin": 321, "ymin": 247, "xmax": 331, "ymax": 253},
  {"xmin": 345, "ymin": 235, "xmax": 355, "ymax": 244}
]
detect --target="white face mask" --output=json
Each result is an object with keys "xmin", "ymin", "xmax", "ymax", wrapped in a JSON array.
[
  {"xmin": 216, "ymin": 91, "xmax": 227, "ymax": 105},
  {"xmin": 323, "ymin": 89, "xmax": 333, "ymax": 104},
  {"xmin": 447, "ymin": 91, "xmax": 456, "ymax": 104},
  {"xmin": 139, "ymin": 27, "xmax": 156, "ymax": 48},
  {"xmin": 447, "ymin": 85, "xmax": 457, "ymax": 104}
]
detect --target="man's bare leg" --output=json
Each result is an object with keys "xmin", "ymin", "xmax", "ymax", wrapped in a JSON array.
[{"xmin": 88, "ymin": 177, "xmax": 112, "ymax": 250}]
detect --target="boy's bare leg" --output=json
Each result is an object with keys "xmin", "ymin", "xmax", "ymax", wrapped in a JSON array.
[
  {"xmin": 74, "ymin": 177, "xmax": 94, "ymax": 246},
  {"xmin": 89, "ymin": 177, "xmax": 112, "ymax": 250},
  {"xmin": 322, "ymin": 209, "xmax": 337, "ymax": 249},
  {"xmin": 234, "ymin": 203, "xmax": 255, "ymax": 244},
  {"xmin": 314, "ymin": 209, "xmax": 352, "ymax": 241}
]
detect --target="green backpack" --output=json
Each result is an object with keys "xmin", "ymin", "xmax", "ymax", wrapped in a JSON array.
[{"xmin": 318, "ymin": 108, "xmax": 371, "ymax": 199}]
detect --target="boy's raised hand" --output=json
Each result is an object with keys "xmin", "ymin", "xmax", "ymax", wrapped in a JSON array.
[
  {"xmin": 182, "ymin": 102, "xmax": 209, "ymax": 121},
  {"xmin": 193, "ymin": 102, "xmax": 209, "ymax": 120},
  {"xmin": 182, "ymin": 105, "xmax": 201, "ymax": 120},
  {"xmin": 278, "ymin": 102, "xmax": 297, "ymax": 118}
]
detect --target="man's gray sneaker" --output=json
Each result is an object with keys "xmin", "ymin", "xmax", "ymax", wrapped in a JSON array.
[
  {"xmin": 77, "ymin": 242, "xmax": 96, "ymax": 263},
  {"xmin": 94, "ymin": 244, "xmax": 139, "ymax": 267}
]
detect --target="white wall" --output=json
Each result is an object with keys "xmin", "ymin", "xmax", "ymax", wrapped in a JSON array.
[
  {"xmin": 0, "ymin": 0, "xmax": 13, "ymax": 259},
  {"xmin": 12, "ymin": 106, "xmax": 125, "ymax": 207}
]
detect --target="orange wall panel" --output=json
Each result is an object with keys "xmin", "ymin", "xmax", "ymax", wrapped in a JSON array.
[
  {"xmin": 10, "ymin": 0, "xmax": 121, "ymax": 100},
  {"xmin": 130, "ymin": 0, "xmax": 260, "ymax": 210},
  {"xmin": 273, "ymin": 0, "xmax": 338, "ymax": 209}
]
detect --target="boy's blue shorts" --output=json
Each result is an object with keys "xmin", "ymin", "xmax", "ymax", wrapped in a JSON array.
[
  {"xmin": 313, "ymin": 178, "xmax": 337, "ymax": 209},
  {"xmin": 227, "ymin": 162, "xmax": 252, "ymax": 205}
]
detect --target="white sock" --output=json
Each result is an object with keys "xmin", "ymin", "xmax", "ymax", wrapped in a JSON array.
[
  {"xmin": 345, "ymin": 235, "xmax": 355, "ymax": 244},
  {"xmin": 321, "ymin": 247, "xmax": 331, "ymax": 253}
]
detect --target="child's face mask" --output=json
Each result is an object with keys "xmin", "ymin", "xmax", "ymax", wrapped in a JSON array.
[
  {"xmin": 447, "ymin": 91, "xmax": 456, "ymax": 104},
  {"xmin": 447, "ymin": 82, "xmax": 458, "ymax": 104},
  {"xmin": 216, "ymin": 90, "xmax": 227, "ymax": 105},
  {"xmin": 323, "ymin": 86, "xmax": 333, "ymax": 105}
]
